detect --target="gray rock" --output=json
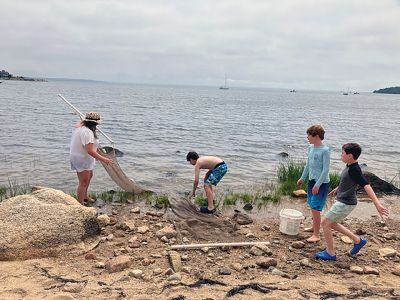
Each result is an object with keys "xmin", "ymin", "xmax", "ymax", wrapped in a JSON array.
[
  {"xmin": 350, "ymin": 266, "xmax": 364, "ymax": 274},
  {"xmin": 219, "ymin": 267, "xmax": 232, "ymax": 275},
  {"xmin": 363, "ymin": 266, "xmax": 379, "ymax": 275},
  {"xmin": 128, "ymin": 269, "xmax": 144, "ymax": 279},
  {"xmin": 97, "ymin": 214, "xmax": 110, "ymax": 228},
  {"xmin": 167, "ymin": 273, "xmax": 181, "ymax": 281},
  {"xmin": 168, "ymin": 251, "xmax": 182, "ymax": 272},
  {"xmin": 156, "ymin": 226, "xmax": 177, "ymax": 239},
  {"xmin": 271, "ymin": 267, "xmax": 291, "ymax": 279},
  {"xmin": 120, "ymin": 220, "xmax": 136, "ymax": 231},
  {"xmin": 137, "ymin": 226, "xmax": 149, "ymax": 234},
  {"xmin": 291, "ymin": 241, "xmax": 305, "ymax": 249},
  {"xmin": 130, "ymin": 207, "xmax": 140, "ymax": 214},
  {"xmin": 383, "ymin": 233, "xmax": 397, "ymax": 240},
  {"xmin": 0, "ymin": 188, "xmax": 100, "ymax": 260},
  {"xmin": 379, "ymin": 247, "xmax": 397, "ymax": 258},
  {"xmin": 231, "ymin": 263, "xmax": 244, "ymax": 272},
  {"xmin": 95, "ymin": 262, "xmax": 105, "ymax": 269}
]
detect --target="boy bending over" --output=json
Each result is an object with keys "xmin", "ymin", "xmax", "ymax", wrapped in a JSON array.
[{"xmin": 186, "ymin": 151, "xmax": 228, "ymax": 214}]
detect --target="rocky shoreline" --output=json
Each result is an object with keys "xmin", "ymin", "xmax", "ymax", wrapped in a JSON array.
[{"xmin": 0, "ymin": 189, "xmax": 399, "ymax": 299}]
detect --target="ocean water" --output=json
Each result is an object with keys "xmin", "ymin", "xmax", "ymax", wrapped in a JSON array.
[{"xmin": 0, "ymin": 80, "xmax": 399, "ymax": 194}]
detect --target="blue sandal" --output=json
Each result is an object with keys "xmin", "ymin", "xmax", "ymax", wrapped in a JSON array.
[
  {"xmin": 315, "ymin": 249, "xmax": 337, "ymax": 261},
  {"xmin": 349, "ymin": 238, "xmax": 367, "ymax": 256}
]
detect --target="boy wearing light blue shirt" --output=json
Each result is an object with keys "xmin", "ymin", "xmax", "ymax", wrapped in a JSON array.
[{"xmin": 297, "ymin": 124, "xmax": 330, "ymax": 243}]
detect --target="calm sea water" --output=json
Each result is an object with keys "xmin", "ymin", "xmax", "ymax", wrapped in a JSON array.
[{"xmin": 0, "ymin": 80, "xmax": 399, "ymax": 194}]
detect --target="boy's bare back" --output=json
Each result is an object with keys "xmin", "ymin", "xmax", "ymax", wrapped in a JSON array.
[{"xmin": 196, "ymin": 156, "xmax": 223, "ymax": 170}]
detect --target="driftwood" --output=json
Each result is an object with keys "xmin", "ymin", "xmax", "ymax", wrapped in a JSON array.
[{"xmin": 170, "ymin": 241, "xmax": 271, "ymax": 250}]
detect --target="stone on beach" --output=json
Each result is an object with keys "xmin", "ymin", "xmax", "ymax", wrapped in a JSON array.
[{"xmin": 0, "ymin": 188, "xmax": 101, "ymax": 261}]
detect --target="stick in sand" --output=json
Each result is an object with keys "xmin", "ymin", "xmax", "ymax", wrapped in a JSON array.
[{"xmin": 170, "ymin": 241, "xmax": 270, "ymax": 250}]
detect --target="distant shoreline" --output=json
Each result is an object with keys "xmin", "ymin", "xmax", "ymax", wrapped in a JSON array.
[
  {"xmin": 373, "ymin": 86, "xmax": 400, "ymax": 94},
  {"xmin": 0, "ymin": 76, "xmax": 47, "ymax": 82}
]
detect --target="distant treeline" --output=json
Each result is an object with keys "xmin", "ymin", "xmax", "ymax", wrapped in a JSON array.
[
  {"xmin": 0, "ymin": 69, "xmax": 46, "ymax": 82},
  {"xmin": 373, "ymin": 86, "xmax": 400, "ymax": 94}
]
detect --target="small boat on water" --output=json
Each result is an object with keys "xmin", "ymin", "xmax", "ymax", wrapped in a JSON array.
[
  {"xmin": 290, "ymin": 89, "xmax": 296, "ymax": 92},
  {"xmin": 343, "ymin": 92, "xmax": 349, "ymax": 95},
  {"xmin": 219, "ymin": 73, "xmax": 229, "ymax": 90}
]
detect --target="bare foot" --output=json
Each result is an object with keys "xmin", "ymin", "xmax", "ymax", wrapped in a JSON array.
[
  {"xmin": 303, "ymin": 227, "xmax": 313, "ymax": 232},
  {"xmin": 306, "ymin": 235, "xmax": 320, "ymax": 243}
]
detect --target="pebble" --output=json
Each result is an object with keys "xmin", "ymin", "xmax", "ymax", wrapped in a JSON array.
[
  {"xmin": 201, "ymin": 247, "xmax": 209, "ymax": 253},
  {"xmin": 291, "ymin": 241, "xmax": 305, "ymax": 249},
  {"xmin": 95, "ymin": 262, "xmax": 105, "ymax": 269},
  {"xmin": 137, "ymin": 226, "xmax": 150, "ymax": 234},
  {"xmin": 105, "ymin": 256, "xmax": 132, "ymax": 273},
  {"xmin": 129, "ymin": 269, "xmax": 144, "ymax": 279},
  {"xmin": 181, "ymin": 254, "xmax": 189, "ymax": 261},
  {"xmin": 168, "ymin": 251, "xmax": 182, "ymax": 272},
  {"xmin": 271, "ymin": 267, "xmax": 291, "ymax": 279},
  {"xmin": 350, "ymin": 266, "xmax": 364, "ymax": 274},
  {"xmin": 219, "ymin": 267, "xmax": 232, "ymax": 275},
  {"xmin": 62, "ymin": 283, "xmax": 83, "ymax": 293},
  {"xmin": 300, "ymin": 258, "xmax": 311, "ymax": 267},
  {"xmin": 363, "ymin": 266, "xmax": 379, "ymax": 275},
  {"xmin": 153, "ymin": 268, "xmax": 163, "ymax": 275},
  {"xmin": 383, "ymin": 233, "xmax": 397, "ymax": 240},
  {"xmin": 341, "ymin": 236, "xmax": 353, "ymax": 244},
  {"xmin": 231, "ymin": 263, "xmax": 244, "ymax": 272},
  {"xmin": 391, "ymin": 266, "xmax": 400, "ymax": 276},
  {"xmin": 261, "ymin": 224, "xmax": 271, "ymax": 231},
  {"xmin": 167, "ymin": 273, "xmax": 182, "ymax": 281},
  {"xmin": 256, "ymin": 258, "xmax": 278, "ymax": 269},
  {"xmin": 379, "ymin": 247, "xmax": 397, "ymax": 258}
]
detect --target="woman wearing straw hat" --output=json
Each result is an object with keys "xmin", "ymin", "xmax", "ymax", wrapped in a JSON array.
[{"xmin": 70, "ymin": 112, "xmax": 113, "ymax": 205}]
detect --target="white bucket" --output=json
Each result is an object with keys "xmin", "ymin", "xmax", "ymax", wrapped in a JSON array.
[{"xmin": 279, "ymin": 208, "xmax": 304, "ymax": 235}]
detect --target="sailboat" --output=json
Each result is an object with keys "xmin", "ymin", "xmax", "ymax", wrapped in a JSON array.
[{"xmin": 219, "ymin": 73, "xmax": 229, "ymax": 90}]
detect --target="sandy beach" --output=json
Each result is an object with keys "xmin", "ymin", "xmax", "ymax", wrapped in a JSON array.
[{"xmin": 1, "ymin": 195, "xmax": 399, "ymax": 300}]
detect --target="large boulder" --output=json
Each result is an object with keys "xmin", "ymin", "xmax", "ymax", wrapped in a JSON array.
[
  {"xmin": 0, "ymin": 188, "xmax": 101, "ymax": 261},
  {"xmin": 358, "ymin": 171, "xmax": 400, "ymax": 195}
]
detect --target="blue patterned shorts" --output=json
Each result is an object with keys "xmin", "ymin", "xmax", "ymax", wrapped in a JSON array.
[{"xmin": 204, "ymin": 162, "xmax": 228, "ymax": 186}]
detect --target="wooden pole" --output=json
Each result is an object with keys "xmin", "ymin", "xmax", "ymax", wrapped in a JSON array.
[{"xmin": 170, "ymin": 241, "xmax": 270, "ymax": 250}]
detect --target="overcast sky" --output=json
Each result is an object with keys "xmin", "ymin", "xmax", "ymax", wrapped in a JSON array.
[{"xmin": 1, "ymin": 0, "xmax": 400, "ymax": 91}]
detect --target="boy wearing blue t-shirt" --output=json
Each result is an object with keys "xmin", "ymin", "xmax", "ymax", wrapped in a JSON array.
[
  {"xmin": 297, "ymin": 124, "xmax": 330, "ymax": 243},
  {"xmin": 315, "ymin": 143, "xmax": 389, "ymax": 261}
]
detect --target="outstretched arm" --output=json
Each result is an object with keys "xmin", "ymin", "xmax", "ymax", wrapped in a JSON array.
[{"xmin": 364, "ymin": 184, "xmax": 389, "ymax": 217}]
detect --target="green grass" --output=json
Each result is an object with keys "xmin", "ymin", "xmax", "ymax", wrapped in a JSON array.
[
  {"xmin": 0, "ymin": 179, "xmax": 31, "ymax": 201},
  {"xmin": 277, "ymin": 159, "xmax": 340, "ymax": 196}
]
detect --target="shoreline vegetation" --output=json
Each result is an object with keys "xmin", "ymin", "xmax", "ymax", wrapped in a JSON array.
[
  {"xmin": 2, "ymin": 159, "xmax": 398, "ymax": 206},
  {"xmin": 373, "ymin": 86, "xmax": 400, "ymax": 94},
  {"xmin": 0, "ymin": 160, "xmax": 342, "ymax": 205},
  {"xmin": 0, "ymin": 69, "xmax": 46, "ymax": 82}
]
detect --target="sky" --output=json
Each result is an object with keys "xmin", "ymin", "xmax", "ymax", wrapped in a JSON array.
[{"xmin": 1, "ymin": 0, "xmax": 400, "ymax": 91}]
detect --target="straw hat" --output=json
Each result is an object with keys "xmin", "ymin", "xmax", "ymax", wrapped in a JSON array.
[{"xmin": 84, "ymin": 112, "xmax": 101, "ymax": 124}]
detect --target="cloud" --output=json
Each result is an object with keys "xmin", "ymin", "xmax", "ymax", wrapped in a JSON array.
[{"xmin": 1, "ymin": 0, "xmax": 399, "ymax": 90}]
